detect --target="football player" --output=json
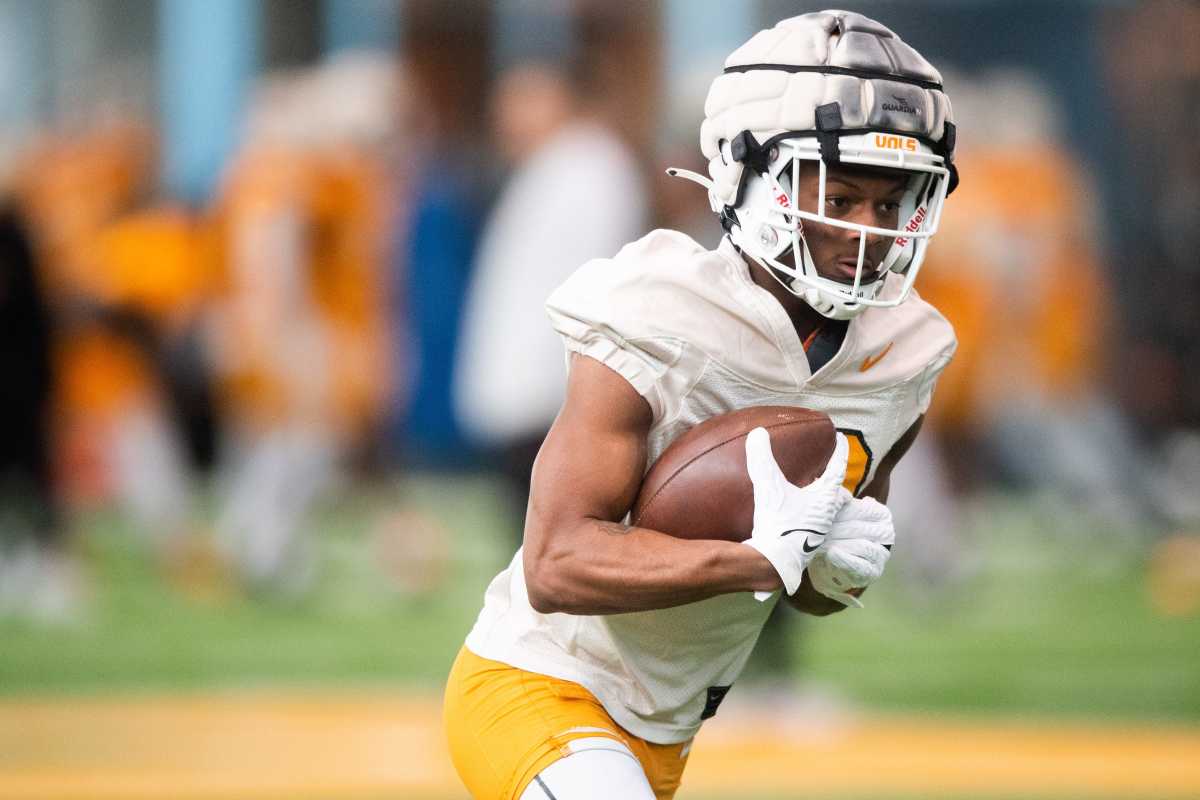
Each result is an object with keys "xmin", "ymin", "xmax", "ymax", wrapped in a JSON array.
[{"xmin": 444, "ymin": 11, "xmax": 958, "ymax": 799}]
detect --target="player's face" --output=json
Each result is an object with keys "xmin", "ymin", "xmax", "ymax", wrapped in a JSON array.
[{"xmin": 783, "ymin": 162, "xmax": 909, "ymax": 285}]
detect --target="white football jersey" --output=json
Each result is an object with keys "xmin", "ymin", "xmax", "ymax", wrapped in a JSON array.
[{"xmin": 465, "ymin": 230, "xmax": 956, "ymax": 744}]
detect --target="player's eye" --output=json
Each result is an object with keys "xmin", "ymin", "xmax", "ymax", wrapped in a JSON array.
[{"xmin": 825, "ymin": 196, "xmax": 849, "ymax": 210}]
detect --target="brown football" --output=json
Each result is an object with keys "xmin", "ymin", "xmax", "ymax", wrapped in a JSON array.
[{"xmin": 631, "ymin": 406, "xmax": 836, "ymax": 542}]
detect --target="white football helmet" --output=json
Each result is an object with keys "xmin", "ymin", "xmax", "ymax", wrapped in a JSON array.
[{"xmin": 670, "ymin": 10, "xmax": 959, "ymax": 319}]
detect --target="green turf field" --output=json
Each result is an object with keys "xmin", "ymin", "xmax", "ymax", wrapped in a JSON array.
[
  {"xmin": 2, "ymin": 476, "xmax": 1199, "ymax": 800},
  {"xmin": 2, "ymin": 475, "xmax": 1198, "ymax": 724},
  {"xmin": 796, "ymin": 496, "xmax": 1200, "ymax": 721}
]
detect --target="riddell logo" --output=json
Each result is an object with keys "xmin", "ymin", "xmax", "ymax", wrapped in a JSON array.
[
  {"xmin": 893, "ymin": 205, "xmax": 927, "ymax": 248},
  {"xmin": 882, "ymin": 94, "xmax": 918, "ymax": 114},
  {"xmin": 872, "ymin": 133, "xmax": 918, "ymax": 152}
]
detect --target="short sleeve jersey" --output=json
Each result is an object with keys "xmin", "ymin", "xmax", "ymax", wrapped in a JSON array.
[{"xmin": 464, "ymin": 230, "xmax": 957, "ymax": 745}]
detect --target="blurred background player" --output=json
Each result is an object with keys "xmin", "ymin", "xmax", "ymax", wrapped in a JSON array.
[
  {"xmin": 0, "ymin": 189, "xmax": 71, "ymax": 619},
  {"xmin": 209, "ymin": 55, "xmax": 397, "ymax": 591},
  {"xmin": 455, "ymin": 58, "xmax": 647, "ymax": 549}
]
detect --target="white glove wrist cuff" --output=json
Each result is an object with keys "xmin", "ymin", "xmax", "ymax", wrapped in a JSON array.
[{"xmin": 743, "ymin": 538, "xmax": 803, "ymax": 595}]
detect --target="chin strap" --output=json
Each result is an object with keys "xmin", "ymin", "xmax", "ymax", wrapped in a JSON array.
[
  {"xmin": 804, "ymin": 286, "xmax": 862, "ymax": 320},
  {"xmin": 802, "ymin": 286, "xmax": 838, "ymax": 316},
  {"xmin": 740, "ymin": 239, "xmax": 865, "ymax": 322}
]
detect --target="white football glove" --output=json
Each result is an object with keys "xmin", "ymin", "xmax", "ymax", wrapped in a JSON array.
[
  {"xmin": 807, "ymin": 495, "xmax": 895, "ymax": 608},
  {"xmin": 743, "ymin": 427, "xmax": 851, "ymax": 601}
]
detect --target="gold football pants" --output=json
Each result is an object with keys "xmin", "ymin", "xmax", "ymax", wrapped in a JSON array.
[{"xmin": 443, "ymin": 646, "xmax": 691, "ymax": 799}]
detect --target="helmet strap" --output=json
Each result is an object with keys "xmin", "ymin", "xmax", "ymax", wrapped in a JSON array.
[{"xmin": 814, "ymin": 102, "xmax": 844, "ymax": 166}]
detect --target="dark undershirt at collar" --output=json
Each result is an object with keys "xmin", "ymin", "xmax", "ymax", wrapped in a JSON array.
[{"xmin": 804, "ymin": 319, "xmax": 849, "ymax": 375}]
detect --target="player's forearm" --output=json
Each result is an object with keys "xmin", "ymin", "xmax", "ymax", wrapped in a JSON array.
[{"xmin": 524, "ymin": 519, "xmax": 782, "ymax": 615}]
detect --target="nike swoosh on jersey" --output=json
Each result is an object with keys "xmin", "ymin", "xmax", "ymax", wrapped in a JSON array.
[{"xmin": 859, "ymin": 341, "xmax": 895, "ymax": 372}]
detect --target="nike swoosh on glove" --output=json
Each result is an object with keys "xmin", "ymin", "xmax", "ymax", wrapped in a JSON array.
[
  {"xmin": 742, "ymin": 427, "xmax": 851, "ymax": 601},
  {"xmin": 806, "ymin": 494, "xmax": 894, "ymax": 608}
]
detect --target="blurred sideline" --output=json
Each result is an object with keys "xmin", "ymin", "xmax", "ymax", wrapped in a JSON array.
[{"xmin": 3, "ymin": 692, "xmax": 1200, "ymax": 799}]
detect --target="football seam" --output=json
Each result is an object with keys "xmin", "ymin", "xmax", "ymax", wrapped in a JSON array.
[{"xmin": 632, "ymin": 417, "xmax": 828, "ymax": 526}]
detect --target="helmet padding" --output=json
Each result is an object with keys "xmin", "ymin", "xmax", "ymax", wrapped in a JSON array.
[{"xmin": 700, "ymin": 10, "xmax": 954, "ymax": 209}]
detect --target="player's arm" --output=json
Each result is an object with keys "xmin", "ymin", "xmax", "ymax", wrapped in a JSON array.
[
  {"xmin": 784, "ymin": 415, "xmax": 923, "ymax": 615},
  {"xmin": 523, "ymin": 354, "xmax": 782, "ymax": 615}
]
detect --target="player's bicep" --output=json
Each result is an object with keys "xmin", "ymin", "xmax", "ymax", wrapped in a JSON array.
[{"xmin": 524, "ymin": 354, "xmax": 653, "ymax": 558}]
